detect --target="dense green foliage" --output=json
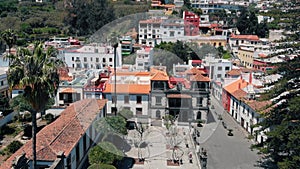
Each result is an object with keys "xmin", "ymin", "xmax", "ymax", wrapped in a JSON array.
[
  {"xmin": 88, "ymin": 163, "xmax": 116, "ymax": 169},
  {"xmin": 94, "ymin": 115, "xmax": 128, "ymax": 137},
  {"xmin": 255, "ymin": 57, "xmax": 300, "ymax": 168},
  {"xmin": 236, "ymin": 8, "xmax": 269, "ymax": 38},
  {"xmin": 6, "ymin": 140, "xmax": 23, "ymax": 154},
  {"xmin": 0, "ymin": 0, "xmax": 150, "ymax": 44},
  {"xmin": 88, "ymin": 141, "xmax": 123, "ymax": 165}
]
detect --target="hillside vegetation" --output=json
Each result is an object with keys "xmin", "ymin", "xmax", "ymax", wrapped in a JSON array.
[{"xmin": 0, "ymin": 0, "xmax": 150, "ymax": 45}]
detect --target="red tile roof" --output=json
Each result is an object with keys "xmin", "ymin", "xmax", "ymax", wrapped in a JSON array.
[
  {"xmin": 185, "ymin": 67, "xmax": 205, "ymax": 75},
  {"xmin": 245, "ymin": 100, "xmax": 272, "ymax": 113},
  {"xmin": 61, "ymin": 88, "xmax": 77, "ymax": 93},
  {"xmin": 232, "ymin": 89, "xmax": 247, "ymax": 100},
  {"xmin": 190, "ymin": 74, "xmax": 210, "ymax": 82},
  {"xmin": 150, "ymin": 68, "xmax": 169, "ymax": 81},
  {"xmin": 226, "ymin": 69, "xmax": 241, "ymax": 76},
  {"xmin": 103, "ymin": 84, "xmax": 150, "ymax": 94},
  {"xmin": 230, "ymin": 34, "xmax": 260, "ymax": 41},
  {"xmin": 224, "ymin": 79, "xmax": 249, "ymax": 94},
  {"xmin": 0, "ymin": 99, "xmax": 107, "ymax": 169}
]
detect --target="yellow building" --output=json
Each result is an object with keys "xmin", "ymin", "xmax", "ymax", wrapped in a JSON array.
[
  {"xmin": 237, "ymin": 47, "xmax": 254, "ymax": 68},
  {"xmin": 192, "ymin": 35, "xmax": 227, "ymax": 48}
]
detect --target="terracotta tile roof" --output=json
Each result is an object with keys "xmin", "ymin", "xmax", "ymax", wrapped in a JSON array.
[
  {"xmin": 224, "ymin": 79, "xmax": 249, "ymax": 94},
  {"xmin": 61, "ymin": 88, "xmax": 77, "ymax": 93},
  {"xmin": 103, "ymin": 84, "xmax": 150, "ymax": 94},
  {"xmin": 245, "ymin": 100, "xmax": 272, "ymax": 113},
  {"xmin": 185, "ymin": 67, "xmax": 205, "ymax": 75},
  {"xmin": 151, "ymin": 71, "xmax": 169, "ymax": 81},
  {"xmin": 139, "ymin": 19, "xmax": 162, "ymax": 24},
  {"xmin": 226, "ymin": 69, "xmax": 241, "ymax": 76},
  {"xmin": 232, "ymin": 89, "xmax": 247, "ymax": 100},
  {"xmin": 190, "ymin": 74, "xmax": 210, "ymax": 82},
  {"xmin": 230, "ymin": 34, "xmax": 260, "ymax": 41},
  {"xmin": 167, "ymin": 94, "xmax": 192, "ymax": 98},
  {"xmin": 0, "ymin": 99, "xmax": 107, "ymax": 169},
  {"xmin": 115, "ymin": 71, "xmax": 150, "ymax": 76}
]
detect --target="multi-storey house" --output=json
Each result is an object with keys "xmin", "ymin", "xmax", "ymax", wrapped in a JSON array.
[{"xmin": 0, "ymin": 99, "xmax": 107, "ymax": 169}]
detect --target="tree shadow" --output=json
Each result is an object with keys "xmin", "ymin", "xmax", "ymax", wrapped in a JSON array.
[
  {"xmin": 115, "ymin": 157, "xmax": 135, "ymax": 169},
  {"xmin": 104, "ymin": 133, "xmax": 131, "ymax": 152},
  {"xmin": 255, "ymin": 155, "xmax": 278, "ymax": 169}
]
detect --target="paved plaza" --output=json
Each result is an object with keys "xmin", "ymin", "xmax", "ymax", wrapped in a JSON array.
[{"xmin": 114, "ymin": 95, "xmax": 263, "ymax": 169}]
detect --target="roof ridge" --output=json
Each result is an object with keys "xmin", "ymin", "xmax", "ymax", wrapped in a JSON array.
[{"xmin": 48, "ymin": 99, "xmax": 93, "ymax": 146}]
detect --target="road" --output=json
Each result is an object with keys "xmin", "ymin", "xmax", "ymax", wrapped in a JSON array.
[{"xmin": 199, "ymin": 95, "xmax": 262, "ymax": 169}]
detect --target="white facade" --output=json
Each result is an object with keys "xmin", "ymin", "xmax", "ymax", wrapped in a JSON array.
[
  {"xmin": 0, "ymin": 67, "xmax": 9, "ymax": 97},
  {"xmin": 203, "ymin": 56, "xmax": 232, "ymax": 81},
  {"xmin": 61, "ymin": 44, "xmax": 122, "ymax": 70},
  {"xmin": 135, "ymin": 47, "xmax": 154, "ymax": 71},
  {"xmin": 139, "ymin": 19, "xmax": 162, "ymax": 47},
  {"xmin": 160, "ymin": 19, "xmax": 185, "ymax": 40},
  {"xmin": 173, "ymin": 63, "xmax": 192, "ymax": 77}
]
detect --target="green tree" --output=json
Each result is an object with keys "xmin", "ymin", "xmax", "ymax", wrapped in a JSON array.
[
  {"xmin": 236, "ymin": 8, "xmax": 249, "ymax": 34},
  {"xmin": 94, "ymin": 115, "xmax": 128, "ymax": 140},
  {"xmin": 65, "ymin": 0, "xmax": 116, "ymax": 36},
  {"xmin": 88, "ymin": 163, "xmax": 116, "ymax": 169},
  {"xmin": 255, "ymin": 57, "xmax": 300, "ymax": 168},
  {"xmin": 7, "ymin": 43, "xmax": 63, "ymax": 169},
  {"xmin": 88, "ymin": 142, "xmax": 123, "ymax": 165},
  {"xmin": 1, "ymin": 29, "xmax": 17, "ymax": 64},
  {"xmin": 6, "ymin": 140, "xmax": 23, "ymax": 154}
]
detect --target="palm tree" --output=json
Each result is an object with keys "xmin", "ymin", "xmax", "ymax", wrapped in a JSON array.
[
  {"xmin": 7, "ymin": 42, "xmax": 63, "ymax": 169},
  {"xmin": 1, "ymin": 29, "xmax": 17, "ymax": 65}
]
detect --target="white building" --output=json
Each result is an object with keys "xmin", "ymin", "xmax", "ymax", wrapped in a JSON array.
[
  {"xmin": 160, "ymin": 18, "xmax": 185, "ymax": 41},
  {"xmin": 103, "ymin": 71, "xmax": 151, "ymax": 117},
  {"xmin": 0, "ymin": 67, "xmax": 9, "ymax": 98},
  {"xmin": 60, "ymin": 44, "xmax": 122, "ymax": 70},
  {"xmin": 202, "ymin": 55, "xmax": 232, "ymax": 81},
  {"xmin": 138, "ymin": 18, "xmax": 163, "ymax": 47},
  {"xmin": 135, "ymin": 47, "xmax": 154, "ymax": 71},
  {"xmin": 0, "ymin": 99, "xmax": 107, "ymax": 169}
]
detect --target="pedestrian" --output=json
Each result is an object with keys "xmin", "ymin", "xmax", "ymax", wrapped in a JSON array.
[
  {"xmin": 196, "ymin": 143, "xmax": 200, "ymax": 155},
  {"xmin": 184, "ymin": 137, "xmax": 189, "ymax": 148},
  {"xmin": 188, "ymin": 151, "xmax": 193, "ymax": 163}
]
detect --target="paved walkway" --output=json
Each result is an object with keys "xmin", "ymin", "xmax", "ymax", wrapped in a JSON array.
[{"xmin": 125, "ymin": 126, "xmax": 201, "ymax": 169}]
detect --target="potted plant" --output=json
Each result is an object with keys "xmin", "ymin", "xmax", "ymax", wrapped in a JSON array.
[{"xmin": 197, "ymin": 119, "xmax": 204, "ymax": 127}]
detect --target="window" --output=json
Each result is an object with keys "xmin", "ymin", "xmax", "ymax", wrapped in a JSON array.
[
  {"xmin": 136, "ymin": 108, "xmax": 142, "ymax": 115},
  {"xmin": 124, "ymin": 95, "xmax": 129, "ymax": 104},
  {"xmin": 225, "ymin": 66, "xmax": 230, "ymax": 71},
  {"xmin": 103, "ymin": 58, "xmax": 106, "ymax": 62},
  {"xmin": 217, "ymin": 74, "xmax": 222, "ymax": 78},
  {"xmin": 96, "ymin": 58, "xmax": 99, "ymax": 62},
  {"xmin": 109, "ymin": 58, "xmax": 113, "ymax": 62},
  {"xmin": 84, "ymin": 57, "xmax": 87, "ymax": 62},
  {"xmin": 170, "ymin": 31, "xmax": 175, "ymax": 37},
  {"xmin": 217, "ymin": 66, "xmax": 222, "ymax": 71},
  {"xmin": 90, "ymin": 57, "xmax": 93, "ymax": 61},
  {"xmin": 137, "ymin": 96, "xmax": 142, "ymax": 104},
  {"xmin": 112, "ymin": 96, "xmax": 116, "ymax": 104},
  {"xmin": 197, "ymin": 97, "xmax": 203, "ymax": 106},
  {"xmin": 72, "ymin": 57, "xmax": 74, "ymax": 61},
  {"xmin": 0, "ymin": 81, "xmax": 3, "ymax": 86},
  {"xmin": 156, "ymin": 96, "xmax": 162, "ymax": 106}
]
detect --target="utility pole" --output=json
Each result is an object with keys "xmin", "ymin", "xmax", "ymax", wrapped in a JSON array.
[{"xmin": 113, "ymin": 43, "xmax": 118, "ymax": 116}]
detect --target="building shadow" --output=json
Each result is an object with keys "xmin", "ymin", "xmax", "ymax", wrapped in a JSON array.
[{"xmin": 104, "ymin": 133, "xmax": 131, "ymax": 152}]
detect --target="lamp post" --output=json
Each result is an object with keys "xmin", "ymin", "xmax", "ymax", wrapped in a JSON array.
[{"xmin": 113, "ymin": 43, "xmax": 118, "ymax": 116}]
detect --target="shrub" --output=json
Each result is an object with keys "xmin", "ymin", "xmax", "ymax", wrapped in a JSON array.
[
  {"xmin": 227, "ymin": 129, "xmax": 233, "ymax": 136},
  {"xmin": 44, "ymin": 113, "xmax": 54, "ymax": 124},
  {"xmin": 88, "ymin": 163, "xmax": 116, "ymax": 169},
  {"xmin": 6, "ymin": 140, "xmax": 23, "ymax": 154}
]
